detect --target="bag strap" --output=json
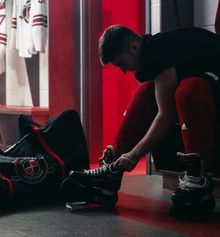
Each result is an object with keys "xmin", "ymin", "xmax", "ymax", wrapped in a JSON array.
[
  {"xmin": 32, "ymin": 126, "xmax": 66, "ymax": 179},
  {"xmin": 0, "ymin": 172, "xmax": 14, "ymax": 196}
]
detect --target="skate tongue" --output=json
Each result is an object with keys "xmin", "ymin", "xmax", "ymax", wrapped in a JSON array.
[
  {"xmin": 177, "ymin": 152, "xmax": 201, "ymax": 164},
  {"xmin": 99, "ymin": 145, "xmax": 115, "ymax": 166},
  {"xmin": 177, "ymin": 152, "xmax": 202, "ymax": 176}
]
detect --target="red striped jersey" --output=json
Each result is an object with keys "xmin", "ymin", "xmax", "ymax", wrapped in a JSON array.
[
  {"xmin": 9, "ymin": 0, "xmax": 47, "ymax": 58},
  {"xmin": 0, "ymin": 0, "xmax": 6, "ymax": 74}
]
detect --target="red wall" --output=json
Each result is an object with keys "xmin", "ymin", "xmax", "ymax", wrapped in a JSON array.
[{"xmin": 102, "ymin": 0, "xmax": 146, "ymax": 149}]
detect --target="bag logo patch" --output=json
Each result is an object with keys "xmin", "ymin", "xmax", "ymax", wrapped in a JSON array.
[{"xmin": 12, "ymin": 156, "xmax": 54, "ymax": 184}]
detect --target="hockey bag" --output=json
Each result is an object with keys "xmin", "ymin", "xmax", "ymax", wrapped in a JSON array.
[{"xmin": 0, "ymin": 109, "xmax": 89, "ymax": 206}]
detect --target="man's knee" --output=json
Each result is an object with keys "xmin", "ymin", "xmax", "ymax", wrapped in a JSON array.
[{"xmin": 126, "ymin": 81, "xmax": 157, "ymax": 116}]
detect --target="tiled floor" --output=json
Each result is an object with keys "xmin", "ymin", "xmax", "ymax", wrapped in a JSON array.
[{"xmin": 0, "ymin": 174, "xmax": 219, "ymax": 237}]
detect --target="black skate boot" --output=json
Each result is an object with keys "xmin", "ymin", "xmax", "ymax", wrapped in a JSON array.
[
  {"xmin": 61, "ymin": 146, "xmax": 123, "ymax": 206},
  {"xmin": 170, "ymin": 152, "xmax": 215, "ymax": 220},
  {"xmin": 170, "ymin": 194, "xmax": 216, "ymax": 220},
  {"xmin": 61, "ymin": 177, "xmax": 118, "ymax": 208}
]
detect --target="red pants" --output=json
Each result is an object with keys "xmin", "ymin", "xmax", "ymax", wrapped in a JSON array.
[{"xmin": 113, "ymin": 77, "xmax": 216, "ymax": 170}]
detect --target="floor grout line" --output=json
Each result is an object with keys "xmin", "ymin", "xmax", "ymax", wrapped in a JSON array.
[{"xmin": 0, "ymin": 223, "xmax": 29, "ymax": 237}]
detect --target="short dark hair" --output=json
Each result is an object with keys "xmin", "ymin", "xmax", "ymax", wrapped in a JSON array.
[{"xmin": 98, "ymin": 25, "xmax": 140, "ymax": 66}]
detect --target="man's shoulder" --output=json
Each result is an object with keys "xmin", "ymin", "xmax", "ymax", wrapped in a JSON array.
[{"xmin": 152, "ymin": 27, "xmax": 210, "ymax": 37}]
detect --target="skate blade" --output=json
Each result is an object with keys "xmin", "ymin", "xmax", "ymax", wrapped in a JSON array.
[
  {"xmin": 65, "ymin": 201, "xmax": 109, "ymax": 212},
  {"xmin": 66, "ymin": 202, "xmax": 87, "ymax": 211}
]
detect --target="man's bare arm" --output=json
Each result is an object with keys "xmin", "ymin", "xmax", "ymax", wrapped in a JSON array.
[{"xmin": 115, "ymin": 67, "xmax": 178, "ymax": 171}]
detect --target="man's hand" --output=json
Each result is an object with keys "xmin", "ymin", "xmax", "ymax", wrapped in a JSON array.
[{"xmin": 114, "ymin": 153, "xmax": 138, "ymax": 172}]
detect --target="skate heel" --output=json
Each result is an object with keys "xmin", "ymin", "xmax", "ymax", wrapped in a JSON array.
[{"xmin": 170, "ymin": 194, "xmax": 216, "ymax": 220}]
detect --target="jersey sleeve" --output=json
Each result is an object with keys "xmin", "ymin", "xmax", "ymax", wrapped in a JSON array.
[
  {"xmin": 0, "ymin": 1, "xmax": 6, "ymax": 74},
  {"xmin": 31, "ymin": 0, "xmax": 48, "ymax": 53},
  {"xmin": 9, "ymin": 0, "xmax": 17, "ymax": 50}
]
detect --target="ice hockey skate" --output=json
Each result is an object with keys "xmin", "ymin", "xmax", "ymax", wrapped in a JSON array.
[
  {"xmin": 61, "ymin": 146, "xmax": 122, "ymax": 207},
  {"xmin": 170, "ymin": 152, "xmax": 216, "ymax": 220},
  {"xmin": 61, "ymin": 177, "xmax": 118, "ymax": 208}
]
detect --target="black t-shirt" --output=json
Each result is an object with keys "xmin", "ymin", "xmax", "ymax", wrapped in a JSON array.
[{"xmin": 135, "ymin": 27, "xmax": 220, "ymax": 82}]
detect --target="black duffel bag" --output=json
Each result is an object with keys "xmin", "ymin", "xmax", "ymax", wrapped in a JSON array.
[{"xmin": 0, "ymin": 109, "xmax": 89, "ymax": 206}]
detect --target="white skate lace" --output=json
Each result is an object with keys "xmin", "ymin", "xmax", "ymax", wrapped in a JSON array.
[
  {"xmin": 83, "ymin": 163, "xmax": 119, "ymax": 176},
  {"xmin": 179, "ymin": 172, "xmax": 209, "ymax": 189}
]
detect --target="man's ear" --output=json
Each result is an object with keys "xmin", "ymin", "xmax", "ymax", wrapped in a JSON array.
[{"xmin": 129, "ymin": 41, "xmax": 139, "ymax": 54}]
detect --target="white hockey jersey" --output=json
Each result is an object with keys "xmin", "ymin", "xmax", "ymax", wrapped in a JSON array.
[
  {"xmin": 31, "ymin": 0, "xmax": 48, "ymax": 53},
  {"xmin": 10, "ymin": 0, "xmax": 48, "ymax": 58},
  {"xmin": 0, "ymin": 0, "xmax": 6, "ymax": 74}
]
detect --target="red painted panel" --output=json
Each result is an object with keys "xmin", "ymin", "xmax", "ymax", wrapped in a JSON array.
[
  {"xmin": 87, "ymin": 0, "xmax": 103, "ymax": 163},
  {"xmin": 49, "ymin": 0, "xmax": 80, "ymax": 118},
  {"xmin": 102, "ymin": 0, "xmax": 146, "ymax": 149}
]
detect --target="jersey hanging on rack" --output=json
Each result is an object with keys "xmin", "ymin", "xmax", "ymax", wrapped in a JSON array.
[
  {"xmin": 31, "ymin": 0, "xmax": 48, "ymax": 53},
  {"xmin": 0, "ymin": 0, "xmax": 6, "ymax": 74},
  {"xmin": 9, "ymin": 0, "xmax": 48, "ymax": 58}
]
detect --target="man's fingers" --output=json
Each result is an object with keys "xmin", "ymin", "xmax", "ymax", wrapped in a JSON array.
[
  {"xmin": 118, "ymin": 155, "xmax": 136, "ymax": 165},
  {"xmin": 114, "ymin": 156, "xmax": 136, "ymax": 172}
]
